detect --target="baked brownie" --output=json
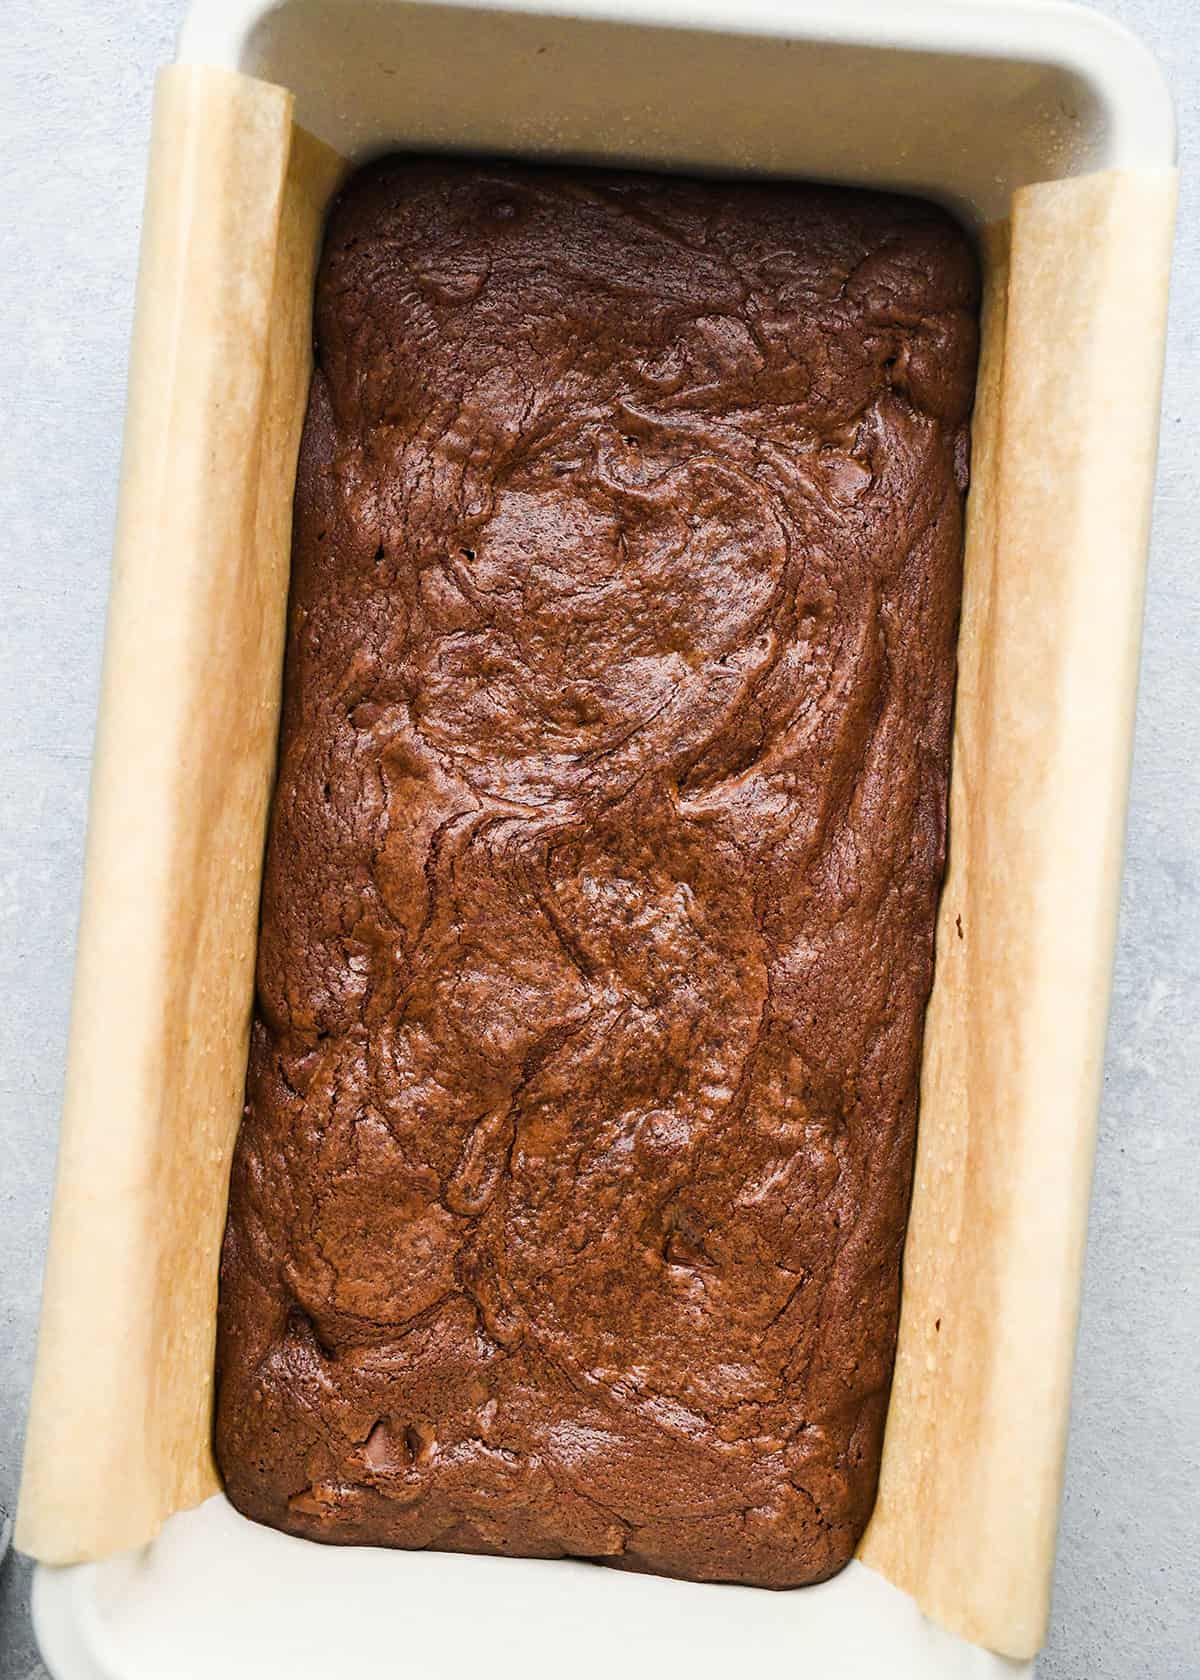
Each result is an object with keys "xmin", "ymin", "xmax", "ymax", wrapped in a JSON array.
[{"xmin": 215, "ymin": 158, "xmax": 979, "ymax": 1588}]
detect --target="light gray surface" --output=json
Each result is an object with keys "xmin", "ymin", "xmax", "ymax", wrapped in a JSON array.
[{"xmin": 1, "ymin": 0, "xmax": 1196, "ymax": 1674}]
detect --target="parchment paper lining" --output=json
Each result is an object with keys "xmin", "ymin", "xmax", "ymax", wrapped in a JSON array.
[{"xmin": 16, "ymin": 64, "xmax": 1176, "ymax": 1663}]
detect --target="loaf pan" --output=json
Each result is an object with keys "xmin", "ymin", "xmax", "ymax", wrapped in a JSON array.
[{"xmin": 19, "ymin": 2, "xmax": 1177, "ymax": 1675}]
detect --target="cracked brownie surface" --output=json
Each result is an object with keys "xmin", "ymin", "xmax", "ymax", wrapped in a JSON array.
[{"xmin": 214, "ymin": 157, "xmax": 979, "ymax": 1587}]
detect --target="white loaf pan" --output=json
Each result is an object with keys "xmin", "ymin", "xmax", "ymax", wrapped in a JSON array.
[
  {"xmin": 27, "ymin": 1, "xmax": 1176, "ymax": 1676},
  {"xmin": 176, "ymin": 0, "xmax": 1175, "ymax": 223}
]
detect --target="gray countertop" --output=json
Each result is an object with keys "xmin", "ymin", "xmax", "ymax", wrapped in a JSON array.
[{"xmin": 2, "ymin": 1, "xmax": 1197, "ymax": 1674}]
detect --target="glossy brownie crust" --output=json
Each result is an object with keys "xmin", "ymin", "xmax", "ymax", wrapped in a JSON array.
[{"xmin": 215, "ymin": 158, "xmax": 978, "ymax": 1587}]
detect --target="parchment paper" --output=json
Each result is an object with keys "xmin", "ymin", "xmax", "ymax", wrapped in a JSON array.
[
  {"xmin": 16, "ymin": 63, "xmax": 1176, "ymax": 1661},
  {"xmin": 860, "ymin": 171, "xmax": 1176, "ymax": 1655},
  {"xmin": 16, "ymin": 66, "xmax": 344, "ymax": 1565}
]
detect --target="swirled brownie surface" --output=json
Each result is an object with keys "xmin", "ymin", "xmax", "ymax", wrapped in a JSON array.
[{"xmin": 215, "ymin": 158, "xmax": 979, "ymax": 1588}]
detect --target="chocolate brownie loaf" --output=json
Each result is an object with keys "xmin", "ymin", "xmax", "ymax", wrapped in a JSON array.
[{"xmin": 215, "ymin": 158, "xmax": 979, "ymax": 1588}]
